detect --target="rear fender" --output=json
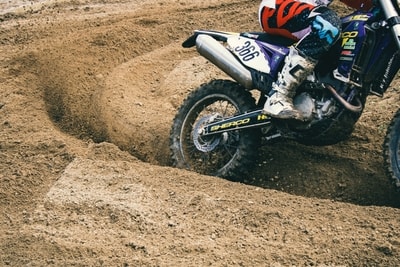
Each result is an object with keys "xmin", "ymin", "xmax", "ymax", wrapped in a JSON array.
[{"xmin": 182, "ymin": 30, "xmax": 239, "ymax": 48}]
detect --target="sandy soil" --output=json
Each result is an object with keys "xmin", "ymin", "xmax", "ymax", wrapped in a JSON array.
[{"xmin": 1, "ymin": 0, "xmax": 400, "ymax": 265}]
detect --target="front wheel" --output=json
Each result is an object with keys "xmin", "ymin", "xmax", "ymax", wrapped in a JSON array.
[
  {"xmin": 383, "ymin": 109, "xmax": 400, "ymax": 190},
  {"xmin": 170, "ymin": 80, "xmax": 261, "ymax": 181}
]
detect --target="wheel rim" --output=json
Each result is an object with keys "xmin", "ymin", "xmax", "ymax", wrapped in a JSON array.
[{"xmin": 178, "ymin": 95, "xmax": 241, "ymax": 175}]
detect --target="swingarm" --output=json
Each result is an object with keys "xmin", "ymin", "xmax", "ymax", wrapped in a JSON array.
[{"xmin": 199, "ymin": 110, "xmax": 271, "ymax": 136}]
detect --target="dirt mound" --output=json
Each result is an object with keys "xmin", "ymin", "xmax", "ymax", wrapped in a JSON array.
[{"xmin": 1, "ymin": 0, "xmax": 400, "ymax": 265}]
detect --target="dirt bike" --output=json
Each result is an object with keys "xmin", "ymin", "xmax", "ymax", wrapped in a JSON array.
[{"xmin": 170, "ymin": 0, "xmax": 400, "ymax": 189}]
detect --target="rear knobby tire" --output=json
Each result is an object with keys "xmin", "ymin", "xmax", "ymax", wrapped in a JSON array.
[
  {"xmin": 170, "ymin": 79, "xmax": 261, "ymax": 181},
  {"xmin": 383, "ymin": 108, "xmax": 400, "ymax": 190}
]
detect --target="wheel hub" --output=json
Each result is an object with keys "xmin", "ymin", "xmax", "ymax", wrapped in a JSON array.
[{"xmin": 192, "ymin": 115, "xmax": 222, "ymax": 152}]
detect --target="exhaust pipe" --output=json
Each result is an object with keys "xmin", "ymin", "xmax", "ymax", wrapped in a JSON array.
[{"xmin": 195, "ymin": 34, "xmax": 254, "ymax": 89}]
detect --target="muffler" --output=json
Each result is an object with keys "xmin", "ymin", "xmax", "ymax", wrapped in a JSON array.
[{"xmin": 195, "ymin": 34, "xmax": 254, "ymax": 89}]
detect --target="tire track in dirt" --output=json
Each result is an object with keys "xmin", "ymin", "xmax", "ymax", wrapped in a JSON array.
[
  {"xmin": 31, "ymin": 0, "xmax": 400, "ymax": 206},
  {"xmin": 100, "ymin": 43, "xmax": 228, "ymax": 164}
]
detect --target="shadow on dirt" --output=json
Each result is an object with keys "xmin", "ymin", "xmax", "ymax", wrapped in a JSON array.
[{"xmin": 246, "ymin": 140, "xmax": 400, "ymax": 208}]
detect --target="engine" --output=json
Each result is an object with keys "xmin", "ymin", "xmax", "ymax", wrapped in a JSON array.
[{"xmin": 276, "ymin": 77, "xmax": 364, "ymax": 146}]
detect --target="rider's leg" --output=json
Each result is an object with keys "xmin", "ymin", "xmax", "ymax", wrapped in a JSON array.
[
  {"xmin": 263, "ymin": 46, "xmax": 316, "ymax": 119},
  {"xmin": 260, "ymin": 5, "xmax": 341, "ymax": 119}
]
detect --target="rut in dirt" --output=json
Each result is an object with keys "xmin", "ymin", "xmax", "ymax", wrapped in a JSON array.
[{"xmin": 20, "ymin": 0, "xmax": 399, "ymax": 208}]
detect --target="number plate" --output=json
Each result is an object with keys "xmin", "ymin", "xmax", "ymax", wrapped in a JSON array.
[{"xmin": 227, "ymin": 36, "xmax": 271, "ymax": 74}]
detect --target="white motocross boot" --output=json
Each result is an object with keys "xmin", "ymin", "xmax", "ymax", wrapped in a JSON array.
[{"xmin": 263, "ymin": 46, "xmax": 316, "ymax": 120}]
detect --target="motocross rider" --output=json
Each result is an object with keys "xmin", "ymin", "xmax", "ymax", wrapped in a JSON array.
[{"xmin": 259, "ymin": 0, "xmax": 372, "ymax": 120}]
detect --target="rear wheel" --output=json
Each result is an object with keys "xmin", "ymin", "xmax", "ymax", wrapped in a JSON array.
[
  {"xmin": 383, "ymin": 109, "xmax": 400, "ymax": 190},
  {"xmin": 170, "ymin": 80, "xmax": 261, "ymax": 181}
]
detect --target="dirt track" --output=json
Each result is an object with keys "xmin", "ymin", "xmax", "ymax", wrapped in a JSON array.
[{"xmin": 1, "ymin": 0, "xmax": 400, "ymax": 265}]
